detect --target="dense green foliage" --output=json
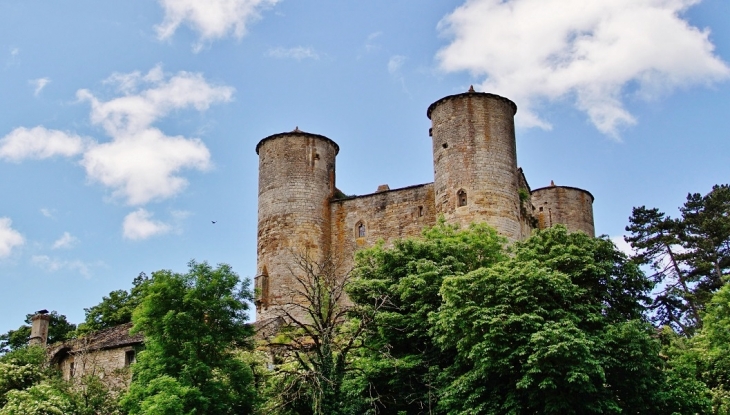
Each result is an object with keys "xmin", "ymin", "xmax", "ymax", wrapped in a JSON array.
[
  {"xmin": 346, "ymin": 221, "xmax": 506, "ymax": 413},
  {"xmin": 345, "ymin": 222, "xmax": 675, "ymax": 414},
  {"xmin": 120, "ymin": 260, "xmax": 257, "ymax": 415},
  {"xmin": 435, "ymin": 228, "xmax": 662, "ymax": 414},
  {"xmin": 0, "ymin": 346, "xmax": 121, "ymax": 414},
  {"xmin": 0, "ymin": 312, "xmax": 76, "ymax": 353}
]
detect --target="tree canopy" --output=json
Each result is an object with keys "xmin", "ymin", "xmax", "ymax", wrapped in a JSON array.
[
  {"xmin": 626, "ymin": 184, "xmax": 730, "ymax": 334},
  {"xmin": 120, "ymin": 260, "xmax": 257, "ymax": 415}
]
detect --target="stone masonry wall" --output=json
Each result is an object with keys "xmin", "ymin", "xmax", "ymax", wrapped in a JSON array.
[
  {"xmin": 531, "ymin": 185, "xmax": 595, "ymax": 237},
  {"xmin": 330, "ymin": 183, "xmax": 436, "ymax": 273},
  {"xmin": 60, "ymin": 347, "xmax": 134, "ymax": 390},
  {"xmin": 256, "ymin": 131, "xmax": 339, "ymax": 321},
  {"xmin": 428, "ymin": 92, "xmax": 523, "ymax": 241}
]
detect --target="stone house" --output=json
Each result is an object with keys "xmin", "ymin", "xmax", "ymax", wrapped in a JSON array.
[{"xmin": 27, "ymin": 310, "xmax": 144, "ymax": 389}]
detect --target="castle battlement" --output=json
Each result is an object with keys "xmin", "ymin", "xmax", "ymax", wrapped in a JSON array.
[{"xmin": 254, "ymin": 89, "xmax": 595, "ymax": 321}]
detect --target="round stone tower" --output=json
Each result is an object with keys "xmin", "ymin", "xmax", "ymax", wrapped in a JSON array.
[
  {"xmin": 255, "ymin": 128, "xmax": 339, "ymax": 321},
  {"xmin": 427, "ymin": 88, "xmax": 522, "ymax": 240},
  {"xmin": 531, "ymin": 184, "xmax": 595, "ymax": 237}
]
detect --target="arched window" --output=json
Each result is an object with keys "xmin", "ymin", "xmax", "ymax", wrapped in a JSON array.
[
  {"xmin": 356, "ymin": 221, "xmax": 366, "ymax": 238},
  {"xmin": 457, "ymin": 189, "xmax": 468, "ymax": 207}
]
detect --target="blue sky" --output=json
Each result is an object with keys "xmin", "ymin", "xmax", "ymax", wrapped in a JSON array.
[{"xmin": 1, "ymin": 0, "xmax": 728, "ymax": 333}]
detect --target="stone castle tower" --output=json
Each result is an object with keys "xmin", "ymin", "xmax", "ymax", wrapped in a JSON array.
[{"xmin": 255, "ymin": 89, "xmax": 594, "ymax": 321}]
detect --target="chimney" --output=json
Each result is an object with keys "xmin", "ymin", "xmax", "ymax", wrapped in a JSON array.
[{"xmin": 29, "ymin": 310, "xmax": 50, "ymax": 346}]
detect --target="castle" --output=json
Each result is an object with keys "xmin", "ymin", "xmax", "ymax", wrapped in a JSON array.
[{"xmin": 254, "ymin": 88, "xmax": 595, "ymax": 321}]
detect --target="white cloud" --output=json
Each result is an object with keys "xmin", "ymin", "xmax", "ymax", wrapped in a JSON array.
[
  {"xmin": 155, "ymin": 0, "xmax": 278, "ymax": 51},
  {"xmin": 388, "ymin": 55, "xmax": 406, "ymax": 74},
  {"xmin": 2, "ymin": 67, "xmax": 231, "ymax": 214},
  {"xmin": 76, "ymin": 66, "xmax": 229, "ymax": 205},
  {"xmin": 611, "ymin": 235, "xmax": 635, "ymax": 257},
  {"xmin": 31, "ymin": 255, "xmax": 95, "ymax": 278},
  {"xmin": 123, "ymin": 209, "xmax": 171, "ymax": 240},
  {"xmin": 437, "ymin": 0, "xmax": 730, "ymax": 138},
  {"xmin": 78, "ymin": 66, "xmax": 233, "ymax": 137},
  {"xmin": 0, "ymin": 126, "xmax": 89, "ymax": 162},
  {"xmin": 30, "ymin": 78, "xmax": 51, "ymax": 96},
  {"xmin": 82, "ymin": 128, "xmax": 211, "ymax": 205},
  {"xmin": 52, "ymin": 232, "xmax": 78, "ymax": 249},
  {"xmin": 40, "ymin": 208, "xmax": 54, "ymax": 218},
  {"xmin": 10, "ymin": 48, "xmax": 19, "ymax": 57},
  {"xmin": 0, "ymin": 218, "xmax": 24, "ymax": 258},
  {"xmin": 267, "ymin": 46, "xmax": 320, "ymax": 60}
]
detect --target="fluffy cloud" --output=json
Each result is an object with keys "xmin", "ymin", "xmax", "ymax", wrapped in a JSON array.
[
  {"xmin": 437, "ymin": 0, "xmax": 730, "ymax": 137},
  {"xmin": 0, "ymin": 126, "xmax": 89, "ymax": 162},
  {"xmin": 82, "ymin": 129, "xmax": 210, "ymax": 205},
  {"xmin": 74, "ymin": 67, "xmax": 230, "ymax": 205},
  {"xmin": 123, "ymin": 209, "xmax": 171, "ymax": 240},
  {"xmin": 1, "ymin": 67, "xmax": 231, "ymax": 216},
  {"xmin": 267, "ymin": 46, "xmax": 320, "ymax": 60},
  {"xmin": 0, "ymin": 218, "xmax": 24, "ymax": 258},
  {"xmin": 30, "ymin": 78, "xmax": 50, "ymax": 96},
  {"xmin": 52, "ymin": 232, "xmax": 78, "ymax": 249},
  {"xmin": 78, "ymin": 66, "xmax": 233, "ymax": 137},
  {"xmin": 155, "ymin": 0, "xmax": 278, "ymax": 50}
]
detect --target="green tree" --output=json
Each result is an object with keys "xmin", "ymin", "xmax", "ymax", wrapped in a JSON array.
[
  {"xmin": 625, "ymin": 206, "xmax": 698, "ymax": 333},
  {"xmin": 679, "ymin": 184, "xmax": 730, "ymax": 309},
  {"xmin": 76, "ymin": 273, "xmax": 150, "ymax": 334},
  {"xmin": 626, "ymin": 184, "xmax": 730, "ymax": 334},
  {"xmin": 0, "ymin": 312, "xmax": 76, "ymax": 353},
  {"xmin": 0, "ymin": 345, "xmax": 122, "ymax": 414},
  {"xmin": 435, "ymin": 227, "xmax": 663, "ymax": 414},
  {"xmin": 694, "ymin": 283, "xmax": 730, "ymax": 413},
  {"xmin": 120, "ymin": 260, "xmax": 256, "ymax": 415},
  {"xmin": 0, "ymin": 382, "xmax": 75, "ymax": 415},
  {"xmin": 346, "ymin": 220, "xmax": 507, "ymax": 414},
  {"xmin": 0, "ymin": 346, "xmax": 48, "ymax": 407}
]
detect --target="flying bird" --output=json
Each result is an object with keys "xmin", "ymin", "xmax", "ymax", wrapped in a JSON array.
[{"xmin": 212, "ymin": 221, "xmax": 217, "ymax": 224}]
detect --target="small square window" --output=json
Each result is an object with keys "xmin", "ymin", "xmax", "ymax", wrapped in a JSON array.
[{"xmin": 125, "ymin": 350, "xmax": 136, "ymax": 366}]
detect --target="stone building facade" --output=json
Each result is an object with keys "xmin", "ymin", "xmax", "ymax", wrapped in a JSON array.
[
  {"xmin": 49, "ymin": 323, "xmax": 143, "ymax": 389},
  {"xmin": 254, "ymin": 89, "xmax": 595, "ymax": 321}
]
